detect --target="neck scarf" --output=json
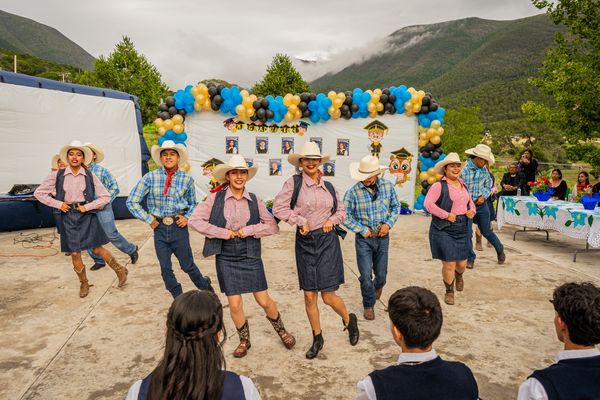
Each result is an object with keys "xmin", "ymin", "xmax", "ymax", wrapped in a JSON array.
[
  {"xmin": 363, "ymin": 180, "xmax": 379, "ymax": 201},
  {"xmin": 164, "ymin": 166, "xmax": 179, "ymax": 196}
]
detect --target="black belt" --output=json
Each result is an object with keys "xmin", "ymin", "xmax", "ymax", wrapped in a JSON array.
[
  {"xmin": 153, "ymin": 211, "xmax": 188, "ymax": 225},
  {"xmin": 71, "ymin": 201, "xmax": 87, "ymax": 208}
]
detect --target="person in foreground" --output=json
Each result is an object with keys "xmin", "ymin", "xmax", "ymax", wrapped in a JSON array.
[
  {"xmin": 126, "ymin": 290, "xmax": 261, "ymax": 400},
  {"xmin": 356, "ymin": 286, "xmax": 479, "ymax": 400},
  {"xmin": 518, "ymin": 282, "xmax": 600, "ymax": 400}
]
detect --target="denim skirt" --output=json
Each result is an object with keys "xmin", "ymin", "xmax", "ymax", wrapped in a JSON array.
[
  {"xmin": 215, "ymin": 238, "xmax": 268, "ymax": 296},
  {"xmin": 295, "ymin": 228, "xmax": 344, "ymax": 292},
  {"xmin": 429, "ymin": 215, "xmax": 469, "ymax": 262},
  {"xmin": 58, "ymin": 209, "xmax": 109, "ymax": 253}
]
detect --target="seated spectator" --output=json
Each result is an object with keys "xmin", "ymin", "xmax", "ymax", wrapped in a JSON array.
[
  {"xmin": 518, "ymin": 282, "xmax": 600, "ymax": 400},
  {"xmin": 500, "ymin": 162, "xmax": 525, "ymax": 196},
  {"xmin": 572, "ymin": 171, "xmax": 591, "ymax": 198},
  {"xmin": 356, "ymin": 286, "xmax": 479, "ymax": 399},
  {"xmin": 126, "ymin": 290, "xmax": 261, "ymax": 400},
  {"xmin": 550, "ymin": 169, "xmax": 568, "ymax": 200}
]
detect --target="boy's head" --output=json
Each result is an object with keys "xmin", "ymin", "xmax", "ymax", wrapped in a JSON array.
[
  {"xmin": 551, "ymin": 282, "xmax": 600, "ymax": 346},
  {"xmin": 388, "ymin": 287, "xmax": 443, "ymax": 350}
]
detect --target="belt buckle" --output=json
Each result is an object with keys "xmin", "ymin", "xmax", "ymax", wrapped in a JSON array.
[{"xmin": 162, "ymin": 216, "xmax": 174, "ymax": 226}]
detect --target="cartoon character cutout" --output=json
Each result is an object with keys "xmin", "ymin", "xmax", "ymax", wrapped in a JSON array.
[
  {"xmin": 297, "ymin": 121, "xmax": 309, "ymax": 136},
  {"xmin": 201, "ymin": 158, "xmax": 224, "ymax": 190},
  {"xmin": 364, "ymin": 120, "xmax": 389, "ymax": 157},
  {"xmin": 223, "ymin": 118, "xmax": 237, "ymax": 133},
  {"xmin": 389, "ymin": 148, "xmax": 413, "ymax": 187}
]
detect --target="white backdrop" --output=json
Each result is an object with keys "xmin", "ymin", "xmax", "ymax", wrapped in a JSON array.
[
  {"xmin": 186, "ymin": 113, "xmax": 418, "ymax": 206},
  {"xmin": 0, "ymin": 83, "xmax": 142, "ymax": 195}
]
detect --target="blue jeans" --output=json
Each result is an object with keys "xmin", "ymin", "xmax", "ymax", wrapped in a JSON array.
[
  {"xmin": 154, "ymin": 223, "xmax": 211, "ymax": 298},
  {"xmin": 355, "ymin": 235, "xmax": 389, "ymax": 308},
  {"xmin": 87, "ymin": 204, "xmax": 136, "ymax": 265},
  {"xmin": 468, "ymin": 203, "xmax": 504, "ymax": 262}
]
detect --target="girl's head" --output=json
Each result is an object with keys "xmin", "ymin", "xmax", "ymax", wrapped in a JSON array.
[
  {"xmin": 524, "ymin": 149, "xmax": 533, "ymax": 159},
  {"xmin": 67, "ymin": 149, "xmax": 85, "ymax": 168},
  {"xmin": 578, "ymin": 171, "xmax": 590, "ymax": 185},
  {"xmin": 226, "ymin": 169, "xmax": 248, "ymax": 191},
  {"xmin": 551, "ymin": 168, "xmax": 563, "ymax": 180},
  {"xmin": 150, "ymin": 290, "xmax": 226, "ymax": 400}
]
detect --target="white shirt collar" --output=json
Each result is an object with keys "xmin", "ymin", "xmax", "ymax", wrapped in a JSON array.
[
  {"xmin": 397, "ymin": 349, "xmax": 438, "ymax": 364},
  {"xmin": 556, "ymin": 348, "xmax": 600, "ymax": 362}
]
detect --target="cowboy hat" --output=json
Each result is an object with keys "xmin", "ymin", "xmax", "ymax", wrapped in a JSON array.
[
  {"xmin": 434, "ymin": 152, "xmax": 463, "ymax": 175},
  {"xmin": 287, "ymin": 141, "xmax": 330, "ymax": 167},
  {"xmin": 349, "ymin": 155, "xmax": 388, "ymax": 181},
  {"xmin": 59, "ymin": 140, "xmax": 93, "ymax": 166},
  {"xmin": 212, "ymin": 154, "xmax": 258, "ymax": 183},
  {"xmin": 151, "ymin": 140, "xmax": 189, "ymax": 167},
  {"xmin": 465, "ymin": 144, "xmax": 495, "ymax": 165},
  {"xmin": 50, "ymin": 154, "xmax": 62, "ymax": 170},
  {"xmin": 84, "ymin": 142, "xmax": 105, "ymax": 163}
]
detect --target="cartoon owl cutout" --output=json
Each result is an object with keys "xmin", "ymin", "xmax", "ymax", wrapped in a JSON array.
[{"xmin": 389, "ymin": 148, "xmax": 413, "ymax": 187}]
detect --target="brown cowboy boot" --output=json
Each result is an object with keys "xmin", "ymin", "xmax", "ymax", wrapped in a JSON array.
[
  {"xmin": 267, "ymin": 313, "xmax": 296, "ymax": 349},
  {"xmin": 107, "ymin": 258, "xmax": 128, "ymax": 287},
  {"xmin": 455, "ymin": 271, "xmax": 464, "ymax": 292},
  {"xmin": 234, "ymin": 321, "xmax": 251, "ymax": 358},
  {"xmin": 444, "ymin": 280, "xmax": 455, "ymax": 305},
  {"xmin": 374, "ymin": 287, "xmax": 383, "ymax": 300},
  {"xmin": 475, "ymin": 234, "xmax": 483, "ymax": 251},
  {"xmin": 74, "ymin": 267, "xmax": 91, "ymax": 298}
]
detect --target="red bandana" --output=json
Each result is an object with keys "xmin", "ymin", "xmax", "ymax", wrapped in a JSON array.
[{"xmin": 164, "ymin": 166, "xmax": 179, "ymax": 196}]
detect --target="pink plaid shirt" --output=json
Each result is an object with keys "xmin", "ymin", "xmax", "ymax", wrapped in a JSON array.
[{"xmin": 424, "ymin": 178, "xmax": 475, "ymax": 220}]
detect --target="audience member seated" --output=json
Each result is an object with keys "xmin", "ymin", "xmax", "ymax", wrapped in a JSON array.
[
  {"xmin": 356, "ymin": 286, "xmax": 479, "ymax": 400},
  {"xmin": 518, "ymin": 282, "xmax": 600, "ymax": 400},
  {"xmin": 500, "ymin": 162, "xmax": 526, "ymax": 196},
  {"xmin": 550, "ymin": 169, "xmax": 567, "ymax": 200}
]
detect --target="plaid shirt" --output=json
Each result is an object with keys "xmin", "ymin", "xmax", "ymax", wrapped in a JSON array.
[
  {"xmin": 89, "ymin": 163, "xmax": 119, "ymax": 203},
  {"xmin": 343, "ymin": 177, "xmax": 400, "ymax": 236},
  {"xmin": 126, "ymin": 168, "xmax": 197, "ymax": 224},
  {"xmin": 460, "ymin": 159, "xmax": 491, "ymax": 201}
]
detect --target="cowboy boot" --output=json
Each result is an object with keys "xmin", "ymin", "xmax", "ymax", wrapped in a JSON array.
[
  {"xmin": 233, "ymin": 321, "xmax": 251, "ymax": 358},
  {"xmin": 107, "ymin": 257, "xmax": 128, "ymax": 287},
  {"xmin": 475, "ymin": 234, "xmax": 483, "ymax": 251},
  {"xmin": 444, "ymin": 280, "xmax": 455, "ymax": 305},
  {"xmin": 74, "ymin": 267, "xmax": 91, "ymax": 298},
  {"xmin": 344, "ymin": 313, "xmax": 359, "ymax": 346},
  {"xmin": 306, "ymin": 331, "xmax": 324, "ymax": 359},
  {"xmin": 267, "ymin": 313, "xmax": 296, "ymax": 349},
  {"xmin": 455, "ymin": 271, "xmax": 464, "ymax": 292}
]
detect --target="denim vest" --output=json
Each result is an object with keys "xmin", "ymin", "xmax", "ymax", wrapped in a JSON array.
[{"xmin": 202, "ymin": 189, "xmax": 261, "ymax": 259}]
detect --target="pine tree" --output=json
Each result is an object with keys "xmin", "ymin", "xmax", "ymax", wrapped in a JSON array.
[{"xmin": 252, "ymin": 54, "xmax": 311, "ymax": 97}]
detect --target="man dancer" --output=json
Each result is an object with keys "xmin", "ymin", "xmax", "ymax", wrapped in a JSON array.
[
  {"xmin": 344, "ymin": 155, "xmax": 400, "ymax": 320},
  {"xmin": 85, "ymin": 143, "xmax": 139, "ymax": 270},
  {"xmin": 127, "ymin": 140, "xmax": 213, "ymax": 298}
]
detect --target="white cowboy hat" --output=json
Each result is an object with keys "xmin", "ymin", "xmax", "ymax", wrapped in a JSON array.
[
  {"xmin": 465, "ymin": 144, "xmax": 495, "ymax": 165},
  {"xmin": 84, "ymin": 142, "xmax": 105, "ymax": 163},
  {"xmin": 349, "ymin": 155, "xmax": 388, "ymax": 181},
  {"xmin": 50, "ymin": 154, "xmax": 62, "ymax": 170},
  {"xmin": 434, "ymin": 152, "xmax": 463, "ymax": 175},
  {"xmin": 151, "ymin": 140, "xmax": 189, "ymax": 167},
  {"xmin": 59, "ymin": 140, "xmax": 93, "ymax": 166},
  {"xmin": 212, "ymin": 154, "xmax": 258, "ymax": 183},
  {"xmin": 287, "ymin": 141, "xmax": 330, "ymax": 167}
]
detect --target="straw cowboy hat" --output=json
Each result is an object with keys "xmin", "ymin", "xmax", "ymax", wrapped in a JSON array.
[
  {"xmin": 212, "ymin": 154, "xmax": 258, "ymax": 183},
  {"xmin": 50, "ymin": 154, "xmax": 62, "ymax": 169},
  {"xmin": 84, "ymin": 142, "xmax": 105, "ymax": 163},
  {"xmin": 349, "ymin": 155, "xmax": 388, "ymax": 181},
  {"xmin": 465, "ymin": 144, "xmax": 495, "ymax": 165},
  {"xmin": 287, "ymin": 141, "xmax": 330, "ymax": 167},
  {"xmin": 59, "ymin": 140, "xmax": 93, "ymax": 166},
  {"xmin": 434, "ymin": 152, "xmax": 463, "ymax": 175},
  {"xmin": 151, "ymin": 140, "xmax": 189, "ymax": 167}
]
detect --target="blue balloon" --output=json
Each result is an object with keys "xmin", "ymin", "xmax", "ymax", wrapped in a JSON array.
[
  {"xmin": 399, "ymin": 85, "xmax": 407, "ymax": 91},
  {"xmin": 353, "ymin": 88, "xmax": 363, "ymax": 96},
  {"xmin": 319, "ymin": 107, "xmax": 328, "ymax": 118},
  {"xmin": 323, "ymin": 98, "xmax": 332, "ymax": 108},
  {"xmin": 184, "ymin": 93, "xmax": 194, "ymax": 105},
  {"xmin": 221, "ymin": 87, "xmax": 231, "ymax": 99},
  {"xmin": 185, "ymin": 85, "xmax": 193, "ymax": 92},
  {"xmin": 266, "ymin": 95, "xmax": 274, "ymax": 102},
  {"xmin": 184, "ymin": 104, "xmax": 194, "ymax": 113},
  {"xmin": 321, "ymin": 113, "xmax": 331, "ymax": 121},
  {"xmin": 438, "ymin": 107, "xmax": 446, "ymax": 117},
  {"xmin": 176, "ymin": 132, "xmax": 187, "ymax": 142},
  {"xmin": 352, "ymin": 112, "xmax": 359, "ymax": 118},
  {"xmin": 420, "ymin": 119, "xmax": 431, "ymax": 129},
  {"xmin": 361, "ymin": 92, "xmax": 371, "ymax": 103},
  {"xmin": 310, "ymin": 113, "xmax": 320, "ymax": 123},
  {"xmin": 353, "ymin": 94, "xmax": 361, "ymax": 104},
  {"xmin": 158, "ymin": 136, "xmax": 166, "ymax": 146},
  {"xmin": 360, "ymin": 110, "xmax": 369, "ymax": 118},
  {"xmin": 401, "ymin": 91, "xmax": 411, "ymax": 102},
  {"xmin": 175, "ymin": 99, "xmax": 184, "ymax": 109},
  {"xmin": 164, "ymin": 130, "xmax": 176, "ymax": 140},
  {"xmin": 307, "ymin": 101, "xmax": 317, "ymax": 112},
  {"xmin": 274, "ymin": 114, "xmax": 284, "ymax": 123}
]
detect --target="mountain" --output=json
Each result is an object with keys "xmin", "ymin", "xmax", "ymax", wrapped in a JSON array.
[
  {"xmin": 0, "ymin": 9, "xmax": 95, "ymax": 70},
  {"xmin": 309, "ymin": 14, "xmax": 563, "ymax": 123}
]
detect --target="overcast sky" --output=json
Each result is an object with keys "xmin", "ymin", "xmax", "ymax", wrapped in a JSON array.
[{"xmin": 1, "ymin": 0, "xmax": 543, "ymax": 89}]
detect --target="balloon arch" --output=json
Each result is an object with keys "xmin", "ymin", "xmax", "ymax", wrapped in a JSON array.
[{"xmin": 152, "ymin": 83, "xmax": 447, "ymax": 210}]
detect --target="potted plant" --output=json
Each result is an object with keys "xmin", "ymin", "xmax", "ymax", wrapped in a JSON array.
[
  {"xmin": 528, "ymin": 177, "xmax": 554, "ymax": 201},
  {"xmin": 265, "ymin": 199, "xmax": 274, "ymax": 214}
]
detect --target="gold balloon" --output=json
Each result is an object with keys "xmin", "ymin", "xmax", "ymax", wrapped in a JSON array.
[
  {"xmin": 195, "ymin": 94, "xmax": 206, "ymax": 104},
  {"xmin": 413, "ymin": 104, "xmax": 421, "ymax": 113},
  {"xmin": 427, "ymin": 128, "xmax": 436, "ymax": 137},
  {"xmin": 180, "ymin": 163, "xmax": 190, "ymax": 173},
  {"xmin": 408, "ymin": 87, "xmax": 416, "ymax": 94},
  {"xmin": 376, "ymin": 102, "xmax": 384, "ymax": 112},
  {"xmin": 284, "ymin": 112, "xmax": 294, "ymax": 121},
  {"xmin": 428, "ymin": 167, "xmax": 435, "ymax": 175},
  {"xmin": 333, "ymin": 109, "xmax": 341, "ymax": 119},
  {"xmin": 158, "ymin": 127, "xmax": 166, "ymax": 136},
  {"xmin": 419, "ymin": 172, "xmax": 428, "ymax": 181},
  {"xmin": 417, "ymin": 90, "xmax": 426, "ymax": 98},
  {"xmin": 431, "ymin": 120, "xmax": 441, "ymax": 129},
  {"xmin": 367, "ymin": 102, "xmax": 376, "ymax": 112},
  {"xmin": 246, "ymin": 107, "xmax": 255, "ymax": 117},
  {"xmin": 283, "ymin": 94, "xmax": 294, "ymax": 106},
  {"xmin": 369, "ymin": 111, "xmax": 378, "ymax": 118},
  {"xmin": 294, "ymin": 109, "xmax": 302, "ymax": 119},
  {"xmin": 203, "ymin": 98, "xmax": 211, "ymax": 109},
  {"xmin": 328, "ymin": 106, "xmax": 336, "ymax": 115},
  {"xmin": 292, "ymin": 95, "xmax": 301, "ymax": 105},
  {"xmin": 172, "ymin": 114, "xmax": 184, "ymax": 124},
  {"xmin": 374, "ymin": 88, "xmax": 382, "ymax": 96},
  {"xmin": 235, "ymin": 104, "xmax": 245, "ymax": 116},
  {"xmin": 328, "ymin": 91, "xmax": 337, "ymax": 99},
  {"xmin": 194, "ymin": 102, "xmax": 202, "ymax": 112},
  {"xmin": 437, "ymin": 127, "xmax": 444, "ymax": 136},
  {"xmin": 404, "ymin": 101, "xmax": 412, "ymax": 110},
  {"xmin": 427, "ymin": 176, "xmax": 437, "ymax": 185},
  {"xmin": 371, "ymin": 94, "xmax": 380, "ymax": 103},
  {"xmin": 288, "ymin": 104, "xmax": 298, "ymax": 114},
  {"xmin": 419, "ymin": 132, "xmax": 427, "ymax": 141},
  {"xmin": 173, "ymin": 124, "xmax": 184, "ymax": 134},
  {"xmin": 436, "ymin": 174, "xmax": 443, "ymax": 179},
  {"xmin": 336, "ymin": 92, "xmax": 346, "ymax": 100},
  {"xmin": 240, "ymin": 89, "xmax": 249, "ymax": 97},
  {"xmin": 163, "ymin": 119, "xmax": 174, "ymax": 130},
  {"xmin": 431, "ymin": 135, "xmax": 441, "ymax": 145},
  {"xmin": 154, "ymin": 118, "xmax": 164, "ymax": 128},
  {"xmin": 418, "ymin": 139, "xmax": 427, "ymax": 147},
  {"xmin": 191, "ymin": 86, "xmax": 199, "ymax": 97},
  {"xmin": 333, "ymin": 98, "xmax": 343, "ymax": 108}
]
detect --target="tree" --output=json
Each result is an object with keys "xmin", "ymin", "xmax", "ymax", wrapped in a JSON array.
[
  {"xmin": 74, "ymin": 36, "xmax": 169, "ymax": 123},
  {"xmin": 252, "ymin": 54, "xmax": 311, "ymax": 97},
  {"xmin": 442, "ymin": 107, "xmax": 484, "ymax": 155}
]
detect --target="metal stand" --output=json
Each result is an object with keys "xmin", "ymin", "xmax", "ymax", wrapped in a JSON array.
[
  {"xmin": 513, "ymin": 227, "xmax": 550, "ymax": 241},
  {"xmin": 573, "ymin": 243, "xmax": 600, "ymax": 262}
]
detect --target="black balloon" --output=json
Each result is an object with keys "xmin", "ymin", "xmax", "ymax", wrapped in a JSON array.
[
  {"xmin": 351, "ymin": 104, "xmax": 359, "ymax": 112},
  {"xmin": 168, "ymin": 106, "xmax": 177, "ymax": 116},
  {"xmin": 256, "ymin": 108, "xmax": 266, "ymax": 119},
  {"xmin": 212, "ymin": 95, "xmax": 223, "ymax": 106},
  {"xmin": 434, "ymin": 142, "xmax": 442, "ymax": 148},
  {"xmin": 216, "ymin": 84, "xmax": 225, "ymax": 94},
  {"xmin": 159, "ymin": 111, "xmax": 170, "ymax": 120},
  {"xmin": 178, "ymin": 110, "xmax": 186, "ymax": 117},
  {"xmin": 345, "ymin": 91, "xmax": 352, "ymax": 98},
  {"xmin": 344, "ymin": 96, "xmax": 353, "ymax": 106},
  {"xmin": 250, "ymin": 114, "xmax": 258, "ymax": 122},
  {"xmin": 420, "ymin": 106, "xmax": 429, "ymax": 114},
  {"xmin": 206, "ymin": 82, "xmax": 216, "ymax": 88},
  {"xmin": 421, "ymin": 180, "xmax": 429, "ymax": 188},
  {"xmin": 382, "ymin": 88, "xmax": 390, "ymax": 95},
  {"xmin": 389, "ymin": 105, "xmax": 396, "ymax": 114},
  {"xmin": 253, "ymin": 100, "xmax": 261, "ymax": 109},
  {"xmin": 421, "ymin": 97, "xmax": 431, "ymax": 106},
  {"xmin": 208, "ymin": 87, "xmax": 218, "ymax": 97},
  {"xmin": 302, "ymin": 109, "xmax": 311, "ymax": 118},
  {"xmin": 300, "ymin": 93, "xmax": 309, "ymax": 103},
  {"xmin": 421, "ymin": 188, "xmax": 428, "ymax": 195},
  {"xmin": 340, "ymin": 104, "xmax": 350, "ymax": 114},
  {"xmin": 159, "ymin": 104, "xmax": 169, "ymax": 112},
  {"xmin": 211, "ymin": 102, "xmax": 220, "ymax": 111},
  {"xmin": 425, "ymin": 142, "xmax": 435, "ymax": 151},
  {"xmin": 343, "ymin": 112, "xmax": 352, "ymax": 120},
  {"xmin": 309, "ymin": 93, "xmax": 317, "ymax": 101},
  {"xmin": 431, "ymin": 151, "xmax": 440, "ymax": 160},
  {"xmin": 298, "ymin": 102, "xmax": 308, "ymax": 112},
  {"xmin": 430, "ymin": 103, "xmax": 439, "ymax": 112},
  {"xmin": 165, "ymin": 97, "xmax": 175, "ymax": 107},
  {"xmin": 378, "ymin": 110, "xmax": 385, "ymax": 116},
  {"xmin": 422, "ymin": 150, "xmax": 431, "ymax": 157},
  {"xmin": 261, "ymin": 98, "xmax": 269, "ymax": 109},
  {"xmin": 380, "ymin": 94, "xmax": 388, "ymax": 104},
  {"xmin": 388, "ymin": 94, "xmax": 397, "ymax": 103},
  {"xmin": 384, "ymin": 103, "xmax": 393, "ymax": 112},
  {"xmin": 265, "ymin": 109, "xmax": 274, "ymax": 119}
]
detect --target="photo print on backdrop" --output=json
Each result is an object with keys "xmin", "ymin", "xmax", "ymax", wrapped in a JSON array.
[
  {"xmin": 225, "ymin": 137, "xmax": 239, "ymax": 154},
  {"xmin": 337, "ymin": 139, "xmax": 350, "ymax": 156},
  {"xmin": 323, "ymin": 160, "xmax": 335, "ymax": 177},
  {"xmin": 281, "ymin": 137, "xmax": 294, "ymax": 155},
  {"xmin": 269, "ymin": 159, "xmax": 282, "ymax": 176},
  {"xmin": 256, "ymin": 137, "xmax": 269, "ymax": 154},
  {"xmin": 310, "ymin": 137, "xmax": 323, "ymax": 153}
]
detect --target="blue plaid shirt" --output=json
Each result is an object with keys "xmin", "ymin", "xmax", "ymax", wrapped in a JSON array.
[
  {"xmin": 126, "ymin": 168, "xmax": 197, "ymax": 224},
  {"xmin": 343, "ymin": 177, "xmax": 400, "ymax": 236},
  {"xmin": 89, "ymin": 163, "xmax": 119, "ymax": 203},
  {"xmin": 460, "ymin": 159, "xmax": 491, "ymax": 201}
]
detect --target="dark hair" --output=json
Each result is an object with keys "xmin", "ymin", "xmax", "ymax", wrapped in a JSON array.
[
  {"xmin": 388, "ymin": 287, "xmax": 443, "ymax": 349},
  {"xmin": 552, "ymin": 168, "xmax": 563, "ymax": 179},
  {"xmin": 160, "ymin": 148, "xmax": 180, "ymax": 158},
  {"xmin": 149, "ymin": 290, "xmax": 226, "ymax": 400},
  {"xmin": 552, "ymin": 282, "xmax": 600, "ymax": 346},
  {"xmin": 579, "ymin": 171, "xmax": 590, "ymax": 185},
  {"xmin": 524, "ymin": 148, "xmax": 534, "ymax": 158}
]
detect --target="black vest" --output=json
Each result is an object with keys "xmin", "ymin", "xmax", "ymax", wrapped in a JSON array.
[
  {"xmin": 137, "ymin": 371, "xmax": 245, "ymax": 400},
  {"xmin": 369, "ymin": 356, "xmax": 478, "ymax": 400},
  {"xmin": 53, "ymin": 168, "xmax": 96, "ymax": 217},
  {"xmin": 431, "ymin": 180, "xmax": 469, "ymax": 230},
  {"xmin": 202, "ymin": 190, "xmax": 261, "ymax": 259},
  {"xmin": 529, "ymin": 355, "xmax": 600, "ymax": 400}
]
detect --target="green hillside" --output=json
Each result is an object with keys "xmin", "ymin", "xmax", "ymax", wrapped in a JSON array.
[
  {"xmin": 0, "ymin": 47, "xmax": 80, "ymax": 80},
  {"xmin": 0, "ymin": 9, "xmax": 95, "ymax": 70}
]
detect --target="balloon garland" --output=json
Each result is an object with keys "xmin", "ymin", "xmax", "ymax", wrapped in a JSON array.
[{"xmin": 153, "ymin": 82, "xmax": 446, "ymax": 210}]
